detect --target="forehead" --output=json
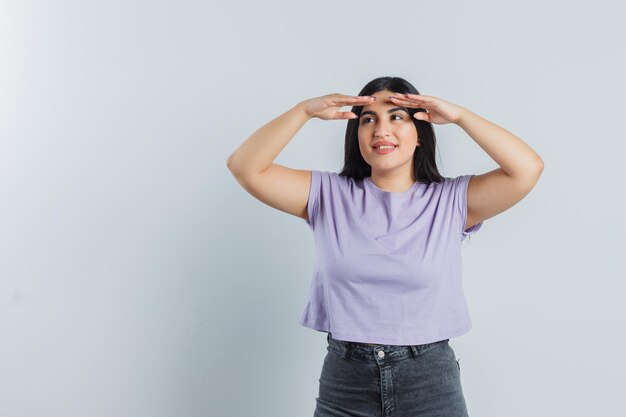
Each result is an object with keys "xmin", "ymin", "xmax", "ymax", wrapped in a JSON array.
[{"xmin": 361, "ymin": 90, "xmax": 398, "ymax": 112}]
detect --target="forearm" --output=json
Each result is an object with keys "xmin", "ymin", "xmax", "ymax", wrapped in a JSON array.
[
  {"xmin": 456, "ymin": 108, "xmax": 544, "ymax": 178},
  {"xmin": 226, "ymin": 102, "xmax": 312, "ymax": 176}
]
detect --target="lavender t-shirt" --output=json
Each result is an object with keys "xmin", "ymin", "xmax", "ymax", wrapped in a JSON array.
[{"xmin": 299, "ymin": 170, "xmax": 483, "ymax": 345}]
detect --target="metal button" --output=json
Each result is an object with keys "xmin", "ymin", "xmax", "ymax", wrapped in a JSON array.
[{"xmin": 377, "ymin": 350, "xmax": 385, "ymax": 358}]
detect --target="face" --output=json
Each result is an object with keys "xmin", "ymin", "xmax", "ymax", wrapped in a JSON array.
[{"xmin": 357, "ymin": 89, "xmax": 420, "ymax": 175}]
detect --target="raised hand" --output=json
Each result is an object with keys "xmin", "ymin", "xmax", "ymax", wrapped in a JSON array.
[
  {"xmin": 301, "ymin": 93, "xmax": 375, "ymax": 121},
  {"xmin": 388, "ymin": 93, "xmax": 466, "ymax": 125}
]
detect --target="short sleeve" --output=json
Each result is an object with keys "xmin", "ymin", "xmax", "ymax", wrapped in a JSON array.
[
  {"xmin": 454, "ymin": 174, "xmax": 483, "ymax": 239},
  {"xmin": 305, "ymin": 170, "xmax": 322, "ymax": 229}
]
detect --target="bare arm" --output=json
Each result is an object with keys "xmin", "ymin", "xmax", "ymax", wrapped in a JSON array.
[
  {"xmin": 226, "ymin": 102, "xmax": 312, "ymax": 176},
  {"xmin": 226, "ymin": 94, "xmax": 374, "ymax": 222},
  {"xmin": 456, "ymin": 108, "xmax": 544, "ymax": 177},
  {"xmin": 454, "ymin": 108, "xmax": 543, "ymax": 230},
  {"xmin": 389, "ymin": 93, "xmax": 544, "ymax": 231}
]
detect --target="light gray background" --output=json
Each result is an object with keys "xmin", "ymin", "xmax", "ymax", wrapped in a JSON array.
[{"xmin": 1, "ymin": 1, "xmax": 624, "ymax": 416}]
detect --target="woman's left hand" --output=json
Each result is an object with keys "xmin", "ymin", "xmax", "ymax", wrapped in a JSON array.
[{"xmin": 388, "ymin": 93, "xmax": 467, "ymax": 125}]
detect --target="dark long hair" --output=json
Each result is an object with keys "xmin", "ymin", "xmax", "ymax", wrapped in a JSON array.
[{"xmin": 338, "ymin": 76, "xmax": 445, "ymax": 184}]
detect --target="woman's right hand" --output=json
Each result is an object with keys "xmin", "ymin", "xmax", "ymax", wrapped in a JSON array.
[{"xmin": 300, "ymin": 93, "xmax": 376, "ymax": 120}]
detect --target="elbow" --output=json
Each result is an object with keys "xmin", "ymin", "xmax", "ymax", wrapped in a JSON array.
[
  {"xmin": 527, "ymin": 159, "xmax": 544, "ymax": 186},
  {"xmin": 528, "ymin": 154, "xmax": 544, "ymax": 176},
  {"xmin": 516, "ymin": 159, "xmax": 544, "ymax": 187},
  {"xmin": 226, "ymin": 156, "xmax": 248, "ymax": 179},
  {"xmin": 226, "ymin": 159, "xmax": 240, "ymax": 178},
  {"xmin": 226, "ymin": 155, "xmax": 238, "ymax": 172}
]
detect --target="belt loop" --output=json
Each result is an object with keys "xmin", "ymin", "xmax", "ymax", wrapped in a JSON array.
[
  {"xmin": 344, "ymin": 341, "xmax": 351, "ymax": 361},
  {"xmin": 410, "ymin": 345, "xmax": 419, "ymax": 359}
]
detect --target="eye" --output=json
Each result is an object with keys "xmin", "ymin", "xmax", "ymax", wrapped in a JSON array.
[{"xmin": 361, "ymin": 114, "xmax": 404, "ymax": 124}]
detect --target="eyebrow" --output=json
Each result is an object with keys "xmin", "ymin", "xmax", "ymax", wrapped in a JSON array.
[{"xmin": 359, "ymin": 107, "xmax": 409, "ymax": 118}]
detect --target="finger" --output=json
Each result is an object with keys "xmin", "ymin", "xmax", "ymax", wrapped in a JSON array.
[
  {"xmin": 408, "ymin": 93, "xmax": 431, "ymax": 98},
  {"xmin": 391, "ymin": 94, "xmax": 433, "ymax": 104},
  {"xmin": 389, "ymin": 99, "xmax": 431, "ymax": 112},
  {"xmin": 390, "ymin": 94, "xmax": 431, "ymax": 103},
  {"xmin": 413, "ymin": 112, "xmax": 431, "ymax": 122},
  {"xmin": 331, "ymin": 96, "xmax": 375, "ymax": 105},
  {"xmin": 403, "ymin": 93, "xmax": 434, "ymax": 100},
  {"xmin": 335, "ymin": 95, "xmax": 375, "ymax": 101},
  {"xmin": 334, "ymin": 111, "xmax": 359, "ymax": 119},
  {"xmin": 389, "ymin": 96, "xmax": 434, "ymax": 108}
]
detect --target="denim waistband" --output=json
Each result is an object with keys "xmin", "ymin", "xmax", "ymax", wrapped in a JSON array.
[{"xmin": 326, "ymin": 332, "xmax": 449, "ymax": 364}]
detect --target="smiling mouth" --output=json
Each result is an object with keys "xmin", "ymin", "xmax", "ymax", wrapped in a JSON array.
[{"xmin": 373, "ymin": 145, "xmax": 398, "ymax": 154}]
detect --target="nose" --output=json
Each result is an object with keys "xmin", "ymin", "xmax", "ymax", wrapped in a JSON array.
[
  {"xmin": 373, "ymin": 117, "xmax": 393, "ymax": 138},
  {"xmin": 374, "ymin": 126, "xmax": 392, "ymax": 138}
]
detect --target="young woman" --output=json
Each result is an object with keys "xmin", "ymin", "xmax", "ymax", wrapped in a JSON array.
[{"xmin": 227, "ymin": 76, "xmax": 543, "ymax": 417}]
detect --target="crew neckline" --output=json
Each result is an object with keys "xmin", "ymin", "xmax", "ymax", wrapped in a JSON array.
[{"xmin": 364, "ymin": 176, "xmax": 420, "ymax": 196}]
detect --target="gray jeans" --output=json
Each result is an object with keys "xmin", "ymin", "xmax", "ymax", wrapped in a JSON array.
[{"xmin": 314, "ymin": 333, "xmax": 469, "ymax": 417}]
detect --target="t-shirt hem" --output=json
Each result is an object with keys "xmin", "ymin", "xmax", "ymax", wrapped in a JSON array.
[{"xmin": 299, "ymin": 319, "xmax": 472, "ymax": 346}]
